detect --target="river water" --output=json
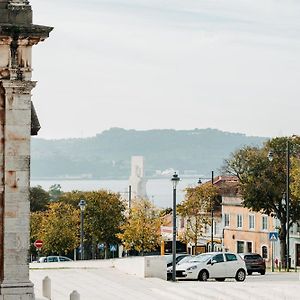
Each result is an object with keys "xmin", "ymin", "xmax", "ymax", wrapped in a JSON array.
[{"xmin": 31, "ymin": 177, "xmax": 202, "ymax": 208}]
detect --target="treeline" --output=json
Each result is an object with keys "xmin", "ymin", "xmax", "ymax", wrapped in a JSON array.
[
  {"xmin": 31, "ymin": 128, "xmax": 266, "ymax": 179},
  {"xmin": 29, "ymin": 185, "xmax": 164, "ymax": 260}
]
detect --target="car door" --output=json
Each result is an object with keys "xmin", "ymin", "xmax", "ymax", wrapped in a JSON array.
[
  {"xmin": 207, "ymin": 253, "xmax": 226, "ymax": 278},
  {"xmin": 224, "ymin": 253, "xmax": 240, "ymax": 277}
]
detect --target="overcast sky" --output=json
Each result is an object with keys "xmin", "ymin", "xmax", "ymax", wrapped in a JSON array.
[{"xmin": 30, "ymin": 0, "xmax": 300, "ymax": 139}]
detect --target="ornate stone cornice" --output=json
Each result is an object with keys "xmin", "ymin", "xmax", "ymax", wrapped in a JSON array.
[
  {"xmin": 0, "ymin": 24, "xmax": 53, "ymax": 41},
  {"xmin": 1, "ymin": 79, "xmax": 36, "ymax": 93}
]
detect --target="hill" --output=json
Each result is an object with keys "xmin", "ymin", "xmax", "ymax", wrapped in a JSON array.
[{"xmin": 30, "ymin": 128, "xmax": 267, "ymax": 179}]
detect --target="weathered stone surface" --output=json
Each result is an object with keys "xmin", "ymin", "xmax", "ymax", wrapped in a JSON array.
[
  {"xmin": 0, "ymin": 1, "xmax": 52, "ymax": 299},
  {"xmin": 5, "ymin": 125, "xmax": 31, "ymax": 141},
  {"xmin": 5, "ymin": 156, "xmax": 30, "ymax": 171},
  {"xmin": 5, "ymin": 140, "xmax": 30, "ymax": 157}
]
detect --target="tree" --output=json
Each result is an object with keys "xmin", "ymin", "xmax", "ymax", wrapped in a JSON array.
[
  {"xmin": 118, "ymin": 199, "xmax": 162, "ymax": 255},
  {"xmin": 177, "ymin": 184, "xmax": 218, "ymax": 254},
  {"xmin": 223, "ymin": 136, "xmax": 300, "ymax": 266},
  {"xmin": 30, "ymin": 185, "xmax": 50, "ymax": 212},
  {"xmin": 49, "ymin": 184, "xmax": 63, "ymax": 201},
  {"xmin": 59, "ymin": 190, "xmax": 126, "ymax": 258},
  {"xmin": 30, "ymin": 202, "xmax": 79, "ymax": 256}
]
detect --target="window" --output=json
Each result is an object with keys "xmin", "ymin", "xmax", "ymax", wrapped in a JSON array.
[
  {"xmin": 262, "ymin": 245, "xmax": 268, "ymax": 259},
  {"xmin": 262, "ymin": 215, "xmax": 268, "ymax": 230},
  {"xmin": 237, "ymin": 241, "xmax": 244, "ymax": 253},
  {"xmin": 212, "ymin": 253, "xmax": 224, "ymax": 263},
  {"xmin": 237, "ymin": 214, "xmax": 243, "ymax": 228},
  {"xmin": 224, "ymin": 213, "xmax": 230, "ymax": 227},
  {"xmin": 249, "ymin": 215, "xmax": 255, "ymax": 229},
  {"xmin": 47, "ymin": 256, "xmax": 58, "ymax": 262},
  {"xmin": 225, "ymin": 253, "xmax": 237, "ymax": 261},
  {"xmin": 246, "ymin": 241, "xmax": 252, "ymax": 253}
]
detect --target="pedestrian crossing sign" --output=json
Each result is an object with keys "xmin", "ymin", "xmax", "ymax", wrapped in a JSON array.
[{"xmin": 269, "ymin": 232, "xmax": 278, "ymax": 241}]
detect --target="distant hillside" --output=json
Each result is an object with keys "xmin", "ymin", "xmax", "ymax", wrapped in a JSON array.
[{"xmin": 30, "ymin": 128, "xmax": 267, "ymax": 179}]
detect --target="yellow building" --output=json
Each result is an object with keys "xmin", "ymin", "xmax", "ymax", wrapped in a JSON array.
[{"xmin": 222, "ymin": 195, "xmax": 276, "ymax": 266}]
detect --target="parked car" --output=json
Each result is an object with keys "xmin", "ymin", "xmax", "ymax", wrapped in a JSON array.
[
  {"xmin": 175, "ymin": 252, "xmax": 247, "ymax": 281},
  {"xmin": 239, "ymin": 253, "xmax": 266, "ymax": 275},
  {"xmin": 38, "ymin": 256, "xmax": 73, "ymax": 263},
  {"xmin": 165, "ymin": 253, "xmax": 190, "ymax": 268},
  {"xmin": 167, "ymin": 255, "xmax": 194, "ymax": 280}
]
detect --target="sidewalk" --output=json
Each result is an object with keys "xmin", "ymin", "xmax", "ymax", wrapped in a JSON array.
[{"xmin": 30, "ymin": 260, "xmax": 300, "ymax": 300}]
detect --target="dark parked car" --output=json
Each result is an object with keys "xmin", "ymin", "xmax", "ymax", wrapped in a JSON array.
[
  {"xmin": 166, "ymin": 254, "xmax": 190, "ymax": 268},
  {"xmin": 167, "ymin": 255, "xmax": 193, "ymax": 280},
  {"xmin": 239, "ymin": 253, "xmax": 266, "ymax": 275}
]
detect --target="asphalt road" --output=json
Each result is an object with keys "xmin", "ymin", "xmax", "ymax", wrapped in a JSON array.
[{"xmin": 246, "ymin": 271, "xmax": 299, "ymax": 282}]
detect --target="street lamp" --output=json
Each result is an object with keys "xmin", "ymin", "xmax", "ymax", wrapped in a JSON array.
[
  {"xmin": 211, "ymin": 171, "xmax": 214, "ymax": 252},
  {"xmin": 171, "ymin": 172, "xmax": 180, "ymax": 282},
  {"xmin": 78, "ymin": 199, "xmax": 86, "ymax": 260},
  {"xmin": 268, "ymin": 140, "xmax": 291, "ymax": 271}
]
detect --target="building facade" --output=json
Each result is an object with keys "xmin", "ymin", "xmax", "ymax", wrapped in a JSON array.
[{"xmin": 222, "ymin": 196, "xmax": 277, "ymax": 267}]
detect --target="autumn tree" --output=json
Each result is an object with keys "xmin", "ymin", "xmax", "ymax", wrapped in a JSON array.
[
  {"xmin": 177, "ymin": 183, "xmax": 218, "ymax": 254},
  {"xmin": 118, "ymin": 199, "xmax": 162, "ymax": 255},
  {"xmin": 30, "ymin": 202, "xmax": 79, "ymax": 256},
  {"xmin": 30, "ymin": 185, "xmax": 50, "ymax": 212},
  {"xmin": 49, "ymin": 184, "xmax": 63, "ymax": 201},
  {"xmin": 223, "ymin": 136, "xmax": 300, "ymax": 266},
  {"xmin": 59, "ymin": 190, "xmax": 126, "ymax": 258}
]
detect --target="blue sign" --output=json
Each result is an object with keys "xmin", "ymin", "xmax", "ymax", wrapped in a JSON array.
[
  {"xmin": 269, "ymin": 232, "xmax": 279, "ymax": 241},
  {"xmin": 98, "ymin": 243, "xmax": 105, "ymax": 250},
  {"xmin": 110, "ymin": 244, "xmax": 117, "ymax": 252}
]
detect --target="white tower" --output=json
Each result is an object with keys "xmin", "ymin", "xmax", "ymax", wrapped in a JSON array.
[{"xmin": 129, "ymin": 156, "xmax": 147, "ymax": 199}]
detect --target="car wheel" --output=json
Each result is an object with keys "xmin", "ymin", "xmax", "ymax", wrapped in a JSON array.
[
  {"xmin": 247, "ymin": 271, "xmax": 252, "ymax": 275},
  {"xmin": 235, "ymin": 269, "xmax": 246, "ymax": 282},
  {"xmin": 198, "ymin": 270, "xmax": 209, "ymax": 281},
  {"xmin": 260, "ymin": 270, "xmax": 266, "ymax": 275},
  {"xmin": 215, "ymin": 278, "xmax": 225, "ymax": 282}
]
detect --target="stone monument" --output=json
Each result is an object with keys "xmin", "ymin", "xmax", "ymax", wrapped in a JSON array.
[
  {"xmin": 0, "ymin": 1, "xmax": 52, "ymax": 299},
  {"xmin": 129, "ymin": 156, "xmax": 147, "ymax": 199}
]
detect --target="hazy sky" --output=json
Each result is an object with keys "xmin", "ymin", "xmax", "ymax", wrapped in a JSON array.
[{"xmin": 30, "ymin": 0, "xmax": 300, "ymax": 139}]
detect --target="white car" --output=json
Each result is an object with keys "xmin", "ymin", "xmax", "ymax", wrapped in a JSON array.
[
  {"xmin": 175, "ymin": 252, "xmax": 247, "ymax": 281},
  {"xmin": 38, "ymin": 256, "xmax": 73, "ymax": 263}
]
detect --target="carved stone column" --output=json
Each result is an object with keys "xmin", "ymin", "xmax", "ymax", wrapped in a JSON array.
[{"xmin": 0, "ymin": 1, "xmax": 52, "ymax": 299}]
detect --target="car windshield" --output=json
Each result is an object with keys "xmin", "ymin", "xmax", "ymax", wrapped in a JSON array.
[
  {"xmin": 178, "ymin": 256, "xmax": 193, "ymax": 265},
  {"xmin": 189, "ymin": 253, "xmax": 213, "ymax": 263}
]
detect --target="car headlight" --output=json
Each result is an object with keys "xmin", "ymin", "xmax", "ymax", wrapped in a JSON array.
[{"xmin": 186, "ymin": 265, "xmax": 197, "ymax": 271}]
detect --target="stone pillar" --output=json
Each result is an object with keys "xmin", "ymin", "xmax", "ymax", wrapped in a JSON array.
[
  {"xmin": 0, "ymin": 1, "xmax": 52, "ymax": 299},
  {"xmin": 0, "ymin": 80, "xmax": 35, "ymax": 299}
]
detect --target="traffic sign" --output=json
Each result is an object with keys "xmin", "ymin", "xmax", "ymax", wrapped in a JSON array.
[
  {"xmin": 110, "ymin": 245, "xmax": 117, "ymax": 252},
  {"xmin": 98, "ymin": 243, "xmax": 105, "ymax": 250},
  {"xmin": 269, "ymin": 232, "xmax": 278, "ymax": 241},
  {"xmin": 34, "ymin": 239, "xmax": 43, "ymax": 249}
]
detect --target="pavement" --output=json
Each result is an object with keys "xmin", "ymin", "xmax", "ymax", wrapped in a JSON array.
[{"xmin": 30, "ymin": 260, "xmax": 300, "ymax": 300}]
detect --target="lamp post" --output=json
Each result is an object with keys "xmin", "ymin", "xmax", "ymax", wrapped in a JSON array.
[
  {"xmin": 171, "ymin": 172, "xmax": 180, "ymax": 282},
  {"xmin": 286, "ymin": 141, "xmax": 290, "ymax": 272},
  {"xmin": 78, "ymin": 199, "xmax": 86, "ymax": 260},
  {"xmin": 211, "ymin": 171, "xmax": 214, "ymax": 252},
  {"xmin": 268, "ymin": 140, "xmax": 290, "ymax": 271}
]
